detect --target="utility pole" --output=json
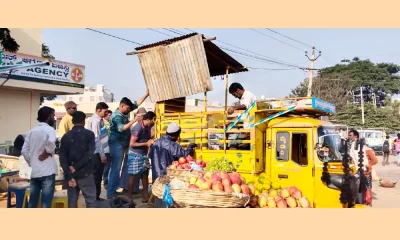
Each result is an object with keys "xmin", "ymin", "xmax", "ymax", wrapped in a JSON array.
[
  {"xmin": 360, "ymin": 86, "xmax": 365, "ymax": 124},
  {"xmin": 305, "ymin": 47, "xmax": 321, "ymax": 97}
]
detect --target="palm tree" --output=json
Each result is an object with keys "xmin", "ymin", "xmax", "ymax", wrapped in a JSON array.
[{"xmin": 0, "ymin": 28, "xmax": 20, "ymax": 52}]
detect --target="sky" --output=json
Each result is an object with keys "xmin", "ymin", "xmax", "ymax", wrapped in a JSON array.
[{"xmin": 42, "ymin": 28, "xmax": 400, "ymax": 104}]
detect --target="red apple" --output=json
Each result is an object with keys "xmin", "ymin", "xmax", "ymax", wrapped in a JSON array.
[
  {"xmin": 224, "ymin": 185, "xmax": 233, "ymax": 193},
  {"xmin": 172, "ymin": 161, "xmax": 179, "ymax": 167},
  {"xmin": 195, "ymin": 159, "xmax": 203, "ymax": 165},
  {"xmin": 186, "ymin": 155, "xmax": 194, "ymax": 162},
  {"xmin": 219, "ymin": 172, "xmax": 229, "ymax": 179},
  {"xmin": 230, "ymin": 175, "xmax": 241, "ymax": 185},
  {"xmin": 188, "ymin": 184, "xmax": 199, "ymax": 189},
  {"xmin": 222, "ymin": 178, "xmax": 232, "ymax": 187},
  {"xmin": 201, "ymin": 162, "xmax": 206, "ymax": 168},
  {"xmin": 177, "ymin": 165, "xmax": 183, "ymax": 169},
  {"xmin": 183, "ymin": 164, "xmax": 191, "ymax": 170},
  {"xmin": 212, "ymin": 182, "xmax": 224, "ymax": 192},
  {"xmin": 178, "ymin": 157, "xmax": 187, "ymax": 164},
  {"xmin": 211, "ymin": 173, "xmax": 222, "ymax": 183}
]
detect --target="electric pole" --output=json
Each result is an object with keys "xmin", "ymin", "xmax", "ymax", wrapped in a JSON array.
[{"xmin": 306, "ymin": 47, "xmax": 321, "ymax": 97}]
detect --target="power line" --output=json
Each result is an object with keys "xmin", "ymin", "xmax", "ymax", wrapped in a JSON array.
[
  {"xmin": 163, "ymin": 28, "xmax": 184, "ymax": 36},
  {"xmin": 147, "ymin": 28, "xmax": 174, "ymax": 38},
  {"xmin": 166, "ymin": 28, "xmax": 187, "ymax": 35},
  {"xmin": 85, "ymin": 28, "xmax": 143, "ymax": 45},
  {"xmin": 250, "ymin": 29, "xmax": 305, "ymax": 52},
  {"xmin": 183, "ymin": 28, "xmax": 303, "ymax": 67},
  {"xmin": 247, "ymin": 67, "xmax": 298, "ymax": 71},
  {"xmin": 265, "ymin": 28, "xmax": 314, "ymax": 49}
]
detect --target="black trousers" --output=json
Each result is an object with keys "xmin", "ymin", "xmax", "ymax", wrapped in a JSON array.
[{"xmin": 93, "ymin": 153, "xmax": 105, "ymax": 200}]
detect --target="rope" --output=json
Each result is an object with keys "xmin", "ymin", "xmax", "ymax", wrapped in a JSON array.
[{"xmin": 163, "ymin": 184, "xmax": 174, "ymax": 208}]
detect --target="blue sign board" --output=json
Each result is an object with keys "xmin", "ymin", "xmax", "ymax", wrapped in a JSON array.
[{"xmin": 311, "ymin": 97, "xmax": 336, "ymax": 114}]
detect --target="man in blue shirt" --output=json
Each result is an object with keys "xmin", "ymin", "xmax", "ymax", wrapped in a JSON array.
[{"xmin": 106, "ymin": 90, "xmax": 149, "ymax": 199}]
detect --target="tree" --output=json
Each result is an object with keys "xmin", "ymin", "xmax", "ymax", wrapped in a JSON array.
[
  {"xmin": 289, "ymin": 58, "xmax": 400, "ymax": 131},
  {"xmin": 0, "ymin": 28, "xmax": 20, "ymax": 52}
]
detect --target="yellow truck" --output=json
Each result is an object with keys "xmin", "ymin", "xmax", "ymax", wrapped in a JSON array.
[{"xmin": 154, "ymin": 96, "xmax": 366, "ymax": 208}]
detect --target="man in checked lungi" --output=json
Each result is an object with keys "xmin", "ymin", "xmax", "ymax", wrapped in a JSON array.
[{"xmin": 126, "ymin": 111, "xmax": 156, "ymax": 202}]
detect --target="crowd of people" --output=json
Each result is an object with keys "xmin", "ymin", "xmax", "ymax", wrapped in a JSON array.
[{"xmin": 20, "ymin": 88, "xmax": 198, "ymax": 208}]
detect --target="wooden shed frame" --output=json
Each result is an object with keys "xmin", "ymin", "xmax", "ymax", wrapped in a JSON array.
[{"xmin": 126, "ymin": 32, "xmax": 249, "ymax": 111}]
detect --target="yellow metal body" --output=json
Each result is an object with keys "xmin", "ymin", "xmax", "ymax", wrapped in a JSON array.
[{"xmin": 155, "ymin": 97, "xmax": 363, "ymax": 208}]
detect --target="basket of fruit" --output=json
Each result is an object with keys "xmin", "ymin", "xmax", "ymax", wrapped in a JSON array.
[
  {"xmin": 379, "ymin": 179, "xmax": 397, "ymax": 188},
  {"xmin": 167, "ymin": 156, "xmax": 205, "ymax": 179},
  {"xmin": 152, "ymin": 171, "xmax": 251, "ymax": 208}
]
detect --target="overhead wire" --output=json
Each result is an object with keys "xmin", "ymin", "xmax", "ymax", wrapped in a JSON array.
[
  {"xmin": 147, "ymin": 28, "xmax": 175, "ymax": 38},
  {"xmin": 250, "ymin": 28, "xmax": 305, "ymax": 52},
  {"xmin": 85, "ymin": 28, "xmax": 143, "ymax": 45},
  {"xmin": 179, "ymin": 28, "xmax": 307, "ymax": 69},
  {"xmin": 265, "ymin": 28, "xmax": 314, "ymax": 49}
]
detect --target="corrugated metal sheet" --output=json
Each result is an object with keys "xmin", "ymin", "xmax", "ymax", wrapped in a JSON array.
[{"xmin": 138, "ymin": 34, "xmax": 213, "ymax": 102}]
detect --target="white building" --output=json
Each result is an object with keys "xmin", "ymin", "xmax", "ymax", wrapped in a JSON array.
[{"xmin": 63, "ymin": 84, "xmax": 114, "ymax": 103}]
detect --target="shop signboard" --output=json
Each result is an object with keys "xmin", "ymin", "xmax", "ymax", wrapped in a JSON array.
[{"xmin": 0, "ymin": 51, "xmax": 85, "ymax": 88}]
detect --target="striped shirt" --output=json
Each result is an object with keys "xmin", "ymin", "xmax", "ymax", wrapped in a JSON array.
[
  {"xmin": 87, "ymin": 113, "xmax": 109, "ymax": 157},
  {"xmin": 21, "ymin": 122, "xmax": 58, "ymax": 178}
]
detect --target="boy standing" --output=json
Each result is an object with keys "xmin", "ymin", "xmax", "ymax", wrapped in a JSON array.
[{"xmin": 60, "ymin": 111, "xmax": 109, "ymax": 208}]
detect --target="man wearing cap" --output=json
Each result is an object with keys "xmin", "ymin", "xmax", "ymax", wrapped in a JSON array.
[
  {"xmin": 58, "ymin": 101, "xmax": 78, "ymax": 138},
  {"xmin": 149, "ymin": 122, "xmax": 196, "ymax": 208},
  {"xmin": 119, "ymin": 107, "xmax": 148, "ymax": 193}
]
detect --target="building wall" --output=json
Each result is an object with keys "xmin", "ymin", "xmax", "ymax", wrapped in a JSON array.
[
  {"xmin": 8, "ymin": 28, "xmax": 42, "ymax": 56},
  {"xmin": 0, "ymin": 89, "xmax": 40, "ymax": 143},
  {"xmin": 64, "ymin": 84, "xmax": 113, "ymax": 103}
]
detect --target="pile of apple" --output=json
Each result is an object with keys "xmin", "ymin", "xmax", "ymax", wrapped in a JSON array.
[
  {"xmin": 167, "ymin": 155, "xmax": 207, "ymax": 170},
  {"xmin": 187, "ymin": 171, "xmax": 251, "ymax": 195},
  {"xmin": 247, "ymin": 186, "xmax": 311, "ymax": 208}
]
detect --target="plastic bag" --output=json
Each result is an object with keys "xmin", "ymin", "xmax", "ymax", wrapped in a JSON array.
[{"xmin": 364, "ymin": 189, "xmax": 372, "ymax": 205}]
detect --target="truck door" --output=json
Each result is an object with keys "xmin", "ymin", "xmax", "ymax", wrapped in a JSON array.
[{"xmin": 270, "ymin": 128, "xmax": 315, "ymax": 204}]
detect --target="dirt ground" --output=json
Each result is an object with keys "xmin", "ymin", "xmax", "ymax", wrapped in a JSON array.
[{"xmin": 1, "ymin": 154, "xmax": 399, "ymax": 208}]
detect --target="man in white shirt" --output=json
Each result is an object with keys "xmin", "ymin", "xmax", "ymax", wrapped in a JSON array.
[
  {"xmin": 21, "ymin": 106, "xmax": 58, "ymax": 208},
  {"xmin": 227, "ymin": 82, "xmax": 256, "ymax": 129}
]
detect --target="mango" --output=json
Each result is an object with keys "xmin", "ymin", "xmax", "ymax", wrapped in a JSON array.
[
  {"xmin": 269, "ymin": 189, "xmax": 278, "ymax": 198},
  {"xmin": 280, "ymin": 188, "xmax": 290, "ymax": 199},
  {"xmin": 286, "ymin": 197, "xmax": 297, "ymax": 208},
  {"xmin": 299, "ymin": 197, "xmax": 311, "ymax": 208},
  {"xmin": 267, "ymin": 199, "xmax": 277, "ymax": 208},
  {"xmin": 271, "ymin": 181, "xmax": 281, "ymax": 190}
]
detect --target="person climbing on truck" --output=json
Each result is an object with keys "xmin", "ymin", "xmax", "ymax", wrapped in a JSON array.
[{"xmin": 227, "ymin": 82, "xmax": 256, "ymax": 129}]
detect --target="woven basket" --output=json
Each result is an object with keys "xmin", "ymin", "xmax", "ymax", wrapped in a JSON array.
[
  {"xmin": 151, "ymin": 176, "xmax": 250, "ymax": 208},
  {"xmin": 167, "ymin": 168, "xmax": 204, "ymax": 179}
]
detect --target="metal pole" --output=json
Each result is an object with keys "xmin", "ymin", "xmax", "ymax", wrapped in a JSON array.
[
  {"xmin": 224, "ymin": 67, "xmax": 229, "ymax": 156},
  {"xmin": 360, "ymin": 86, "xmax": 365, "ymax": 125}
]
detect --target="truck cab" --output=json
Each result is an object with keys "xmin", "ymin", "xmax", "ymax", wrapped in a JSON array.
[{"xmin": 154, "ymin": 96, "xmax": 364, "ymax": 208}]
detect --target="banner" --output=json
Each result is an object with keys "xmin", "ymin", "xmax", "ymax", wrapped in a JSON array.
[{"xmin": 0, "ymin": 51, "xmax": 85, "ymax": 88}]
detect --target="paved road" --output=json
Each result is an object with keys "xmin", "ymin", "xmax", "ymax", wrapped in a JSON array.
[{"xmin": 371, "ymin": 155, "xmax": 400, "ymax": 208}]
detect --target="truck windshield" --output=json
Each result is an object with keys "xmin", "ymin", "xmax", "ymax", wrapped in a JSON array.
[{"xmin": 317, "ymin": 126, "xmax": 343, "ymax": 162}]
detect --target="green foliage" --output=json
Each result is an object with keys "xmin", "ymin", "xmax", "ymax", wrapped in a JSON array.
[
  {"xmin": 289, "ymin": 58, "xmax": 400, "ymax": 131},
  {"xmin": 333, "ymin": 102, "xmax": 400, "ymax": 132}
]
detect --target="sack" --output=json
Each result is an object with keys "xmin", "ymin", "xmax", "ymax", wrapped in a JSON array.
[
  {"xmin": 383, "ymin": 140, "xmax": 390, "ymax": 153},
  {"xmin": 395, "ymin": 140, "xmax": 400, "ymax": 152},
  {"xmin": 364, "ymin": 188, "xmax": 372, "ymax": 205}
]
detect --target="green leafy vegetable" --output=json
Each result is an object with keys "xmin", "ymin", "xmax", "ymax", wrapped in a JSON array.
[{"xmin": 205, "ymin": 157, "xmax": 235, "ymax": 173}]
